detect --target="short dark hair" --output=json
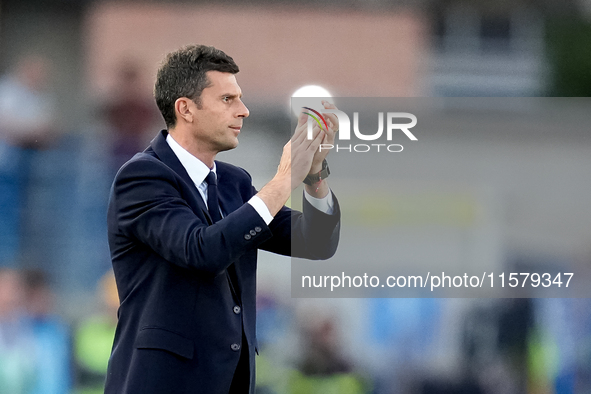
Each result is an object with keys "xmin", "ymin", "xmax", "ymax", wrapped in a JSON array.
[{"xmin": 154, "ymin": 45, "xmax": 239, "ymax": 128}]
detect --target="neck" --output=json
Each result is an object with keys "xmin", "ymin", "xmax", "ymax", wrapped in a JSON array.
[{"xmin": 168, "ymin": 127, "xmax": 215, "ymax": 168}]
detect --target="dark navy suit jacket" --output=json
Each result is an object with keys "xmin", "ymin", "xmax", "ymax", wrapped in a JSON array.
[{"xmin": 104, "ymin": 130, "xmax": 340, "ymax": 393}]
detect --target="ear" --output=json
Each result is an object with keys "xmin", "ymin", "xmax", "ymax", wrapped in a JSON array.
[{"xmin": 174, "ymin": 97, "xmax": 195, "ymax": 124}]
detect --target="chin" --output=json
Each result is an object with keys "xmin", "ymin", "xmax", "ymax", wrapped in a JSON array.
[{"xmin": 218, "ymin": 140, "xmax": 239, "ymax": 153}]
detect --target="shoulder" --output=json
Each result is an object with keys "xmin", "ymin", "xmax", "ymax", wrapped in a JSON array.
[
  {"xmin": 112, "ymin": 150, "xmax": 185, "ymax": 195},
  {"xmin": 215, "ymin": 160, "xmax": 252, "ymax": 182},
  {"xmin": 115, "ymin": 150, "xmax": 172, "ymax": 179},
  {"xmin": 215, "ymin": 160, "xmax": 257, "ymax": 198}
]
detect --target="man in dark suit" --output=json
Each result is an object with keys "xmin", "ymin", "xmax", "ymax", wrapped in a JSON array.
[{"xmin": 104, "ymin": 45, "xmax": 340, "ymax": 393}]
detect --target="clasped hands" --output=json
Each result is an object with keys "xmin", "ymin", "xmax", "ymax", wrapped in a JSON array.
[
  {"xmin": 281, "ymin": 101, "xmax": 338, "ymax": 192},
  {"xmin": 259, "ymin": 101, "xmax": 338, "ymax": 216}
]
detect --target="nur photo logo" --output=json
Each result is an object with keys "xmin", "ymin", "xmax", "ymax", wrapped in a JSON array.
[{"xmin": 304, "ymin": 107, "xmax": 418, "ymax": 153}]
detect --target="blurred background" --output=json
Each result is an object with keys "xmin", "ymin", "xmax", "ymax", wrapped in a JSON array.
[{"xmin": 1, "ymin": 0, "xmax": 591, "ymax": 392}]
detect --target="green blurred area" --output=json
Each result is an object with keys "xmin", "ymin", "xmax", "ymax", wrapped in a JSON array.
[{"xmin": 547, "ymin": 18, "xmax": 591, "ymax": 96}]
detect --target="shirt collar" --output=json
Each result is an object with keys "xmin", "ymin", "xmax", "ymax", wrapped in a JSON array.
[{"xmin": 166, "ymin": 133, "xmax": 216, "ymax": 187}]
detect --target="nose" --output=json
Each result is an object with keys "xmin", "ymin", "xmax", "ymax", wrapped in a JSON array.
[{"xmin": 237, "ymin": 99, "xmax": 249, "ymax": 118}]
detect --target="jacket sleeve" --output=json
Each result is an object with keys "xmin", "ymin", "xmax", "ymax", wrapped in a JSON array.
[
  {"xmin": 258, "ymin": 191, "xmax": 341, "ymax": 260},
  {"xmin": 110, "ymin": 158, "xmax": 272, "ymax": 276}
]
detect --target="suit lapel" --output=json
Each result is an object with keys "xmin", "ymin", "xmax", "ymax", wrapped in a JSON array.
[{"xmin": 149, "ymin": 130, "xmax": 210, "ymax": 220}]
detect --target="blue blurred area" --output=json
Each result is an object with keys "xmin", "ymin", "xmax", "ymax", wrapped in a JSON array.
[{"xmin": 0, "ymin": 133, "xmax": 112, "ymax": 293}]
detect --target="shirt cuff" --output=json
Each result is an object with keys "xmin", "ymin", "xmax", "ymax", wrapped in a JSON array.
[
  {"xmin": 304, "ymin": 190, "xmax": 335, "ymax": 215},
  {"xmin": 248, "ymin": 196, "xmax": 274, "ymax": 225}
]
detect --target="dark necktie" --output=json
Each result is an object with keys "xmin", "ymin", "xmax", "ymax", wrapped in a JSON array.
[{"xmin": 205, "ymin": 171, "xmax": 222, "ymax": 223}]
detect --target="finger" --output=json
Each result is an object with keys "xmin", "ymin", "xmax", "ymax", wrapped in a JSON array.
[
  {"xmin": 292, "ymin": 111, "xmax": 312, "ymax": 140},
  {"xmin": 290, "ymin": 112, "xmax": 307, "ymax": 141},
  {"xmin": 325, "ymin": 120, "xmax": 337, "ymax": 143},
  {"xmin": 292, "ymin": 123, "xmax": 309, "ymax": 145},
  {"xmin": 306, "ymin": 124, "xmax": 323, "ymax": 147},
  {"xmin": 293, "ymin": 120, "xmax": 321, "ymax": 147},
  {"xmin": 293, "ymin": 130, "xmax": 321, "ymax": 166},
  {"xmin": 297, "ymin": 110, "xmax": 307, "ymax": 126},
  {"xmin": 324, "ymin": 113, "xmax": 338, "ymax": 129},
  {"xmin": 319, "ymin": 107, "xmax": 338, "ymax": 135},
  {"xmin": 321, "ymin": 100, "xmax": 337, "ymax": 109},
  {"xmin": 291, "ymin": 121, "xmax": 309, "ymax": 144},
  {"xmin": 308, "ymin": 129, "xmax": 325, "ymax": 153}
]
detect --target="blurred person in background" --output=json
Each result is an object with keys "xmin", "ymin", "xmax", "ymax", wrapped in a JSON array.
[
  {"xmin": 367, "ymin": 298, "xmax": 441, "ymax": 394},
  {"xmin": 254, "ymin": 291, "xmax": 296, "ymax": 394},
  {"xmin": 0, "ymin": 54, "xmax": 58, "ymax": 267},
  {"xmin": 0, "ymin": 268, "xmax": 36, "ymax": 393},
  {"xmin": 289, "ymin": 315, "xmax": 367, "ymax": 394},
  {"xmin": 22, "ymin": 269, "xmax": 71, "ymax": 394},
  {"xmin": 74, "ymin": 271, "xmax": 118, "ymax": 394},
  {"xmin": 101, "ymin": 61, "xmax": 160, "ymax": 173}
]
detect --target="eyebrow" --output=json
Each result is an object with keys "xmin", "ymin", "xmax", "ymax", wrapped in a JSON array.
[{"xmin": 221, "ymin": 92, "xmax": 243, "ymax": 99}]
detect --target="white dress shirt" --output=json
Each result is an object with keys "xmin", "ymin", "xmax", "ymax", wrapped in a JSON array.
[{"xmin": 166, "ymin": 134, "xmax": 333, "ymax": 225}]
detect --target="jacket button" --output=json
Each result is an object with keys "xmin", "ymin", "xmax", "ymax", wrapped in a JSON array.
[
  {"xmin": 254, "ymin": 226, "xmax": 262, "ymax": 232},
  {"xmin": 231, "ymin": 343, "xmax": 241, "ymax": 351},
  {"xmin": 233, "ymin": 305, "xmax": 241, "ymax": 314},
  {"xmin": 249, "ymin": 229, "xmax": 257, "ymax": 236},
  {"xmin": 244, "ymin": 234, "xmax": 251, "ymax": 240}
]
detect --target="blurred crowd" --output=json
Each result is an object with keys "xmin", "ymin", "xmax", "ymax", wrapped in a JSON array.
[
  {"xmin": 2, "ymin": 262, "xmax": 591, "ymax": 393},
  {"xmin": 0, "ymin": 55, "xmax": 58, "ymax": 266},
  {"xmin": 0, "ymin": 267, "xmax": 117, "ymax": 394},
  {"xmin": 0, "ymin": 54, "xmax": 132, "ymax": 393},
  {"xmin": 253, "ymin": 294, "xmax": 591, "ymax": 394}
]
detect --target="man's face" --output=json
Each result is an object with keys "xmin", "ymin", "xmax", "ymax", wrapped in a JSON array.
[{"xmin": 190, "ymin": 71, "xmax": 249, "ymax": 154}]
